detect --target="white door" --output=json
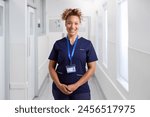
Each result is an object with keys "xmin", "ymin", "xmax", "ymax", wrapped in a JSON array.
[
  {"xmin": 0, "ymin": 1, "xmax": 5, "ymax": 99},
  {"xmin": 27, "ymin": 6, "xmax": 35, "ymax": 99}
]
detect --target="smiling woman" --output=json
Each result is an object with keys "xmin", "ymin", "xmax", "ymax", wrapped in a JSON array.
[
  {"xmin": 62, "ymin": 8, "xmax": 82, "ymax": 44},
  {"xmin": 48, "ymin": 8, "xmax": 98, "ymax": 100}
]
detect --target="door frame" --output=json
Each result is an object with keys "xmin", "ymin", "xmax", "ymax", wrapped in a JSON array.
[
  {"xmin": 0, "ymin": 0, "xmax": 5, "ymax": 99},
  {"xmin": 27, "ymin": 6, "xmax": 36, "ymax": 99}
]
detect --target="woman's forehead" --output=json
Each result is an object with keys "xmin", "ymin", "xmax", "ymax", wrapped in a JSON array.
[{"xmin": 66, "ymin": 16, "xmax": 80, "ymax": 22}]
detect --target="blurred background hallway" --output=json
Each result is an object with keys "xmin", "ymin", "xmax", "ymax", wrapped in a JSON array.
[{"xmin": 0, "ymin": 0, "xmax": 150, "ymax": 100}]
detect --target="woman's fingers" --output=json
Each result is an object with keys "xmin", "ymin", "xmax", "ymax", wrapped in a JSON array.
[
  {"xmin": 59, "ymin": 84, "xmax": 73, "ymax": 95},
  {"xmin": 67, "ymin": 84, "xmax": 78, "ymax": 92}
]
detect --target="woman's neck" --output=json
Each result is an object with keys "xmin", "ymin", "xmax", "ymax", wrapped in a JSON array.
[{"xmin": 68, "ymin": 35, "xmax": 78, "ymax": 45}]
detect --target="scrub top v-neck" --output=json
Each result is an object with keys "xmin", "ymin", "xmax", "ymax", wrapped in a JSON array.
[{"xmin": 48, "ymin": 37, "xmax": 98, "ymax": 94}]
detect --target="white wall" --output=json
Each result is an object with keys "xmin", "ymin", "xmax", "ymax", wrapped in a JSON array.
[
  {"xmin": 95, "ymin": 0, "xmax": 150, "ymax": 99},
  {"xmin": 128, "ymin": 0, "xmax": 150, "ymax": 99},
  {"xmin": 38, "ymin": 35, "xmax": 49, "ymax": 90}
]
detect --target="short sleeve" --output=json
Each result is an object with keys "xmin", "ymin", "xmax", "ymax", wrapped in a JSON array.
[
  {"xmin": 48, "ymin": 42, "xmax": 58, "ymax": 61},
  {"xmin": 86, "ymin": 41, "xmax": 98, "ymax": 63}
]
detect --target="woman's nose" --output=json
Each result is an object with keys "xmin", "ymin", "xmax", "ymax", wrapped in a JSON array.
[{"xmin": 70, "ymin": 24, "xmax": 75, "ymax": 28}]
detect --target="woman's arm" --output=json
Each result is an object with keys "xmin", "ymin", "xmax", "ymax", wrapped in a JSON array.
[
  {"xmin": 48, "ymin": 60, "xmax": 72, "ymax": 95},
  {"xmin": 67, "ymin": 61, "xmax": 96, "ymax": 92}
]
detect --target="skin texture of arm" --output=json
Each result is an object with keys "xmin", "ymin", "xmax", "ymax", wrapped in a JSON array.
[
  {"xmin": 67, "ymin": 61, "xmax": 96, "ymax": 92},
  {"xmin": 48, "ymin": 60, "xmax": 72, "ymax": 95}
]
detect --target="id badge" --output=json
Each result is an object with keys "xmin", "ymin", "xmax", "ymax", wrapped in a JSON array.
[{"xmin": 66, "ymin": 64, "xmax": 76, "ymax": 73}]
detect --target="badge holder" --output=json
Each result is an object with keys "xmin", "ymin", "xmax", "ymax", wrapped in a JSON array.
[{"xmin": 66, "ymin": 64, "xmax": 76, "ymax": 73}]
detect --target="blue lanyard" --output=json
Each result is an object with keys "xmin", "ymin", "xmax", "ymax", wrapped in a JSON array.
[{"xmin": 66, "ymin": 36, "xmax": 78, "ymax": 64}]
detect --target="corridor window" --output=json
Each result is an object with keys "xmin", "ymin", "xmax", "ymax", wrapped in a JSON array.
[
  {"xmin": 95, "ymin": 12, "xmax": 101, "ymax": 61},
  {"xmin": 102, "ymin": 3, "xmax": 108, "ymax": 68},
  {"xmin": 116, "ymin": 0, "xmax": 128, "ymax": 91}
]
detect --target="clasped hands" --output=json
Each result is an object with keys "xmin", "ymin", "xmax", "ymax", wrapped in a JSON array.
[{"xmin": 57, "ymin": 83, "xmax": 79, "ymax": 95}]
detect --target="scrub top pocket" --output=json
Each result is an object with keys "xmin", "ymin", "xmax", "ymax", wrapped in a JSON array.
[{"xmin": 76, "ymin": 48, "xmax": 86, "ymax": 62}]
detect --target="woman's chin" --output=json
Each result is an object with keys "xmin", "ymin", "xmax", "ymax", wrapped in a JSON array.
[{"xmin": 68, "ymin": 33, "xmax": 77, "ymax": 37}]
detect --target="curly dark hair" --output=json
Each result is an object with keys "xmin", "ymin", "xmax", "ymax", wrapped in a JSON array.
[{"xmin": 61, "ymin": 8, "xmax": 83, "ymax": 23}]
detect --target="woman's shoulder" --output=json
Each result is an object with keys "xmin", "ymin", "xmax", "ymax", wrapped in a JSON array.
[
  {"xmin": 79, "ymin": 37, "xmax": 91, "ymax": 44},
  {"xmin": 55, "ymin": 37, "xmax": 66, "ymax": 44},
  {"xmin": 56, "ymin": 37, "xmax": 66, "ymax": 42}
]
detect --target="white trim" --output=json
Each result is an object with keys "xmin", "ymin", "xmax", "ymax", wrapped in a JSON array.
[
  {"xmin": 102, "ymin": 62, "xmax": 107, "ymax": 69},
  {"xmin": 129, "ymin": 46, "xmax": 150, "ymax": 55},
  {"xmin": 106, "ymin": 41, "xmax": 150, "ymax": 55},
  {"xmin": 27, "ymin": 6, "xmax": 36, "ymax": 99},
  {"xmin": 38, "ymin": 58, "xmax": 48, "ymax": 71},
  {"xmin": 4, "ymin": 0, "xmax": 10, "ymax": 99},
  {"xmin": 117, "ymin": 77, "xmax": 129, "ymax": 91}
]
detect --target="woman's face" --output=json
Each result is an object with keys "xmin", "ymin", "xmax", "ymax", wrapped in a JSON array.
[{"xmin": 65, "ymin": 15, "xmax": 80, "ymax": 37}]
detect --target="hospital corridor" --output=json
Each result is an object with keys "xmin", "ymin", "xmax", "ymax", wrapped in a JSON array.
[{"xmin": 0, "ymin": 0, "xmax": 150, "ymax": 100}]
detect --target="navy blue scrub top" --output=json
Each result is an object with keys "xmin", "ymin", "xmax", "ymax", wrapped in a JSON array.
[{"xmin": 48, "ymin": 37, "xmax": 98, "ymax": 94}]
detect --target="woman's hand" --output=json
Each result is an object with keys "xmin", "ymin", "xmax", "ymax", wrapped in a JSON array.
[
  {"xmin": 57, "ymin": 83, "xmax": 73, "ymax": 95},
  {"xmin": 66, "ymin": 83, "xmax": 79, "ymax": 92}
]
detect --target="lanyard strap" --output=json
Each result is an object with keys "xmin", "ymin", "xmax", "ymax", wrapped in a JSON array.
[{"xmin": 66, "ymin": 36, "xmax": 78, "ymax": 64}]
